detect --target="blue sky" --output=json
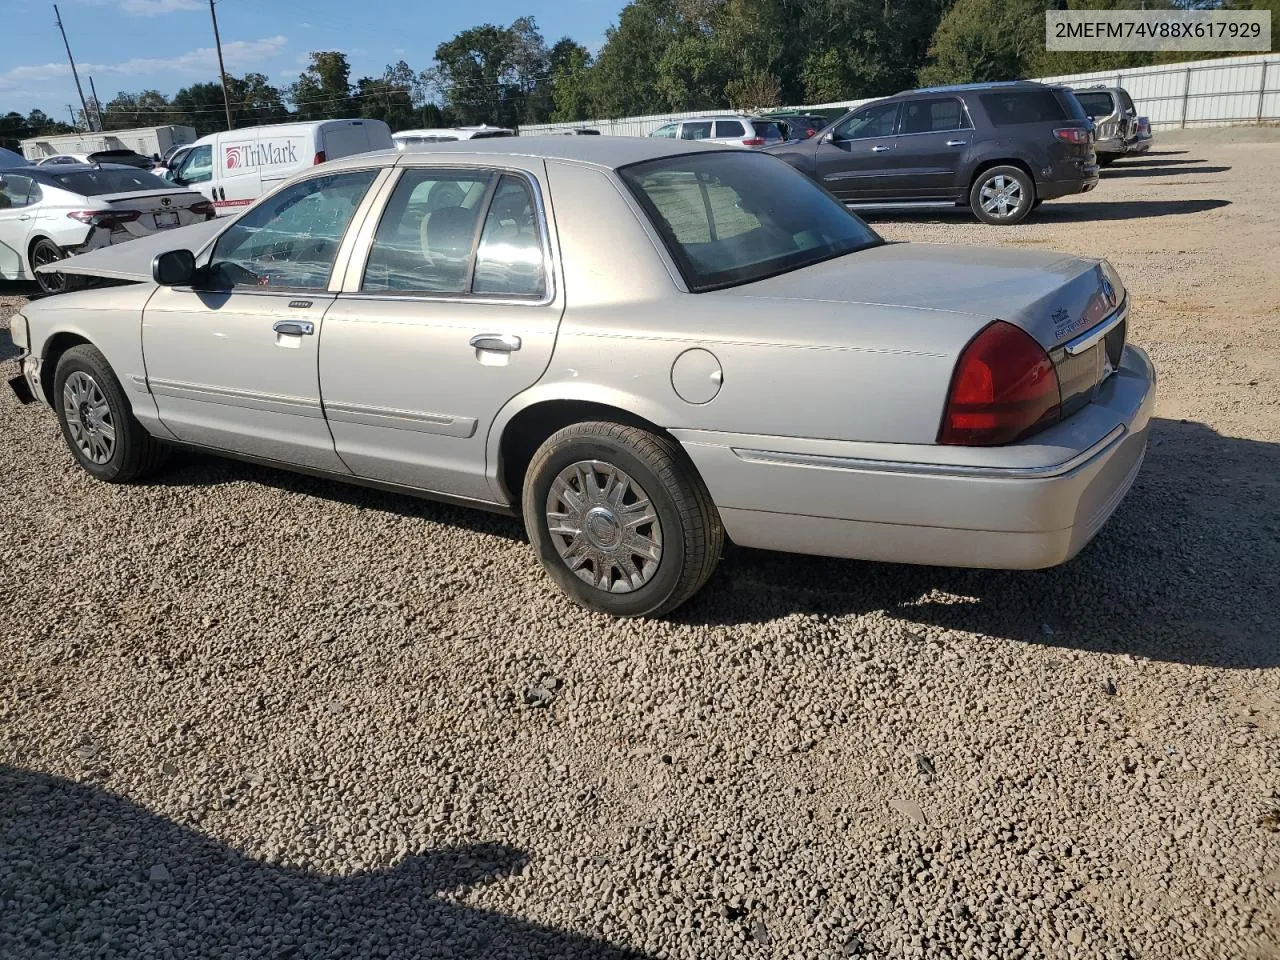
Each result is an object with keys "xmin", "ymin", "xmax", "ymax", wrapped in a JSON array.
[{"xmin": 1, "ymin": 0, "xmax": 627, "ymax": 121}]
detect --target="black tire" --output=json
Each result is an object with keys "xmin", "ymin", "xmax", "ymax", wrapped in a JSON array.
[
  {"xmin": 522, "ymin": 421, "xmax": 723, "ymax": 617},
  {"xmin": 54, "ymin": 344, "xmax": 168, "ymax": 483},
  {"xmin": 969, "ymin": 165, "xmax": 1036, "ymax": 226},
  {"xmin": 30, "ymin": 238, "xmax": 71, "ymax": 296}
]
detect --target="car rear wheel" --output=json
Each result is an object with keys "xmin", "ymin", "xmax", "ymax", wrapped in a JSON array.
[
  {"xmin": 969, "ymin": 166, "xmax": 1035, "ymax": 225},
  {"xmin": 522, "ymin": 421, "xmax": 723, "ymax": 617},
  {"xmin": 54, "ymin": 344, "xmax": 168, "ymax": 483},
  {"xmin": 30, "ymin": 239, "xmax": 69, "ymax": 295}
]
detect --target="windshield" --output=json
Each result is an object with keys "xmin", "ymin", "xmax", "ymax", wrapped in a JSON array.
[
  {"xmin": 48, "ymin": 168, "xmax": 173, "ymax": 195},
  {"xmin": 619, "ymin": 151, "xmax": 882, "ymax": 292}
]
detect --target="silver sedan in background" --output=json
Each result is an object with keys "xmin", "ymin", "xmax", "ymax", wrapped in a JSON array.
[
  {"xmin": 7, "ymin": 138, "xmax": 1154, "ymax": 617},
  {"xmin": 0, "ymin": 164, "xmax": 215, "ymax": 295}
]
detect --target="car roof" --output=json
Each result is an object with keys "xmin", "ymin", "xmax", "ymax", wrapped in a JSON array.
[
  {"xmin": 348, "ymin": 135, "xmax": 735, "ymax": 172},
  {"xmin": 895, "ymin": 80, "xmax": 1050, "ymax": 97}
]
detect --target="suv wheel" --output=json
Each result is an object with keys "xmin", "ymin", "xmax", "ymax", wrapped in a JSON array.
[{"xmin": 969, "ymin": 166, "xmax": 1035, "ymax": 225}]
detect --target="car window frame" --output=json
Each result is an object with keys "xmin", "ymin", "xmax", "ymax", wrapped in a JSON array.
[
  {"xmin": 340, "ymin": 163, "xmax": 557, "ymax": 308},
  {"xmin": 897, "ymin": 96, "xmax": 972, "ymax": 136},
  {"xmin": 198, "ymin": 166, "xmax": 387, "ymax": 296},
  {"xmin": 714, "ymin": 119, "xmax": 746, "ymax": 139}
]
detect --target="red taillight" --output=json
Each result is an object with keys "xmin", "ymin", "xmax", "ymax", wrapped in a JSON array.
[
  {"xmin": 313, "ymin": 151, "xmax": 326, "ymax": 165},
  {"xmin": 741, "ymin": 137, "xmax": 765, "ymax": 146},
  {"xmin": 939, "ymin": 321, "xmax": 1061, "ymax": 446},
  {"xmin": 804, "ymin": 128, "xmax": 818, "ymax": 138},
  {"xmin": 67, "ymin": 209, "xmax": 142, "ymax": 229},
  {"xmin": 1053, "ymin": 127, "xmax": 1090, "ymax": 145},
  {"xmin": 189, "ymin": 199, "xmax": 216, "ymax": 218}
]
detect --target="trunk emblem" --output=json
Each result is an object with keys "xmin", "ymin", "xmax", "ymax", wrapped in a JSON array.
[{"xmin": 161, "ymin": 196, "xmax": 172, "ymax": 207}]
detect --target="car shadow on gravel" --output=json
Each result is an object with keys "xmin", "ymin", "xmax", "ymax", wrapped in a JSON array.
[
  {"xmin": 1035, "ymin": 198, "xmax": 1231, "ymax": 222},
  {"xmin": 0, "ymin": 764, "xmax": 650, "ymax": 960},
  {"xmin": 151, "ymin": 451, "xmax": 527, "ymax": 543},
  {"xmin": 676, "ymin": 417, "xmax": 1279, "ymax": 670},
  {"xmin": 1101, "ymin": 165, "xmax": 1231, "ymax": 179}
]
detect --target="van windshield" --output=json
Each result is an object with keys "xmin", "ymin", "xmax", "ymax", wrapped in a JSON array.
[{"xmin": 619, "ymin": 150, "xmax": 882, "ymax": 292}]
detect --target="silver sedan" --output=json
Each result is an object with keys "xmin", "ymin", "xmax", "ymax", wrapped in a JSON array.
[{"xmin": 7, "ymin": 138, "xmax": 1154, "ymax": 617}]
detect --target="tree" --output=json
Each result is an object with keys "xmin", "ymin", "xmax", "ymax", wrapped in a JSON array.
[
  {"xmin": 356, "ymin": 62, "xmax": 423, "ymax": 130},
  {"xmin": 291, "ymin": 51, "xmax": 356, "ymax": 121},
  {"xmin": 725, "ymin": 70, "xmax": 783, "ymax": 110},
  {"xmin": 551, "ymin": 44, "xmax": 595, "ymax": 122},
  {"xmin": 431, "ymin": 17, "xmax": 562, "ymax": 127}
]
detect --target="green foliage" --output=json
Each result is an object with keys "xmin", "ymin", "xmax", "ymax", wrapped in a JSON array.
[
  {"xmin": 725, "ymin": 70, "xmax": 783, "ymax": 110},
  {"xmin": 291, "ymin": 51, "xmax": 356, "ymax": 122}
]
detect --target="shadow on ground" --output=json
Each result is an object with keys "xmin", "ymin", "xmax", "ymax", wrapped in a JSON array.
[
  {"xmin": 1102, "ymin": 165, "xmax": 1231, "ymax": 179},
  {"xmin": 676, "ymin": 418, "xmax": 1279, "ymax": 669},
  {"xmin": 0, "ymin": 765, "xmax": 648, "ymax": 960},
  {"xmin": 859, "ymin": 199, "xmax": 1230, "ymax": 225}
]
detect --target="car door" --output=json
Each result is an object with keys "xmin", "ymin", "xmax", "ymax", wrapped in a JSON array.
[
  {"xmin": 0, "ymin": 173, "xmax": 39, "ymax": 279},
  {"xmin": 318, "ymin": 163, "xmax": 564, "ymax": 503},
  {"xmin": 813, "ymin": 101, "xmax": 901, "ymax": 201},
  {"xmin": 890, "ymin": 97, "xmax": 974, "ymax": 199},
  {"xmin": 142, "ymin": 166, "xmax": 385, "ymax": 471}
]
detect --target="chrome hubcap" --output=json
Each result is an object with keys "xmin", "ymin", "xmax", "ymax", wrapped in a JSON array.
[
  {"xmin": 62, "ymin": 371, "xmax": 115, "ymax": 464},
  {"xmin": 979, "ymin": 175, "xmax": 1023, "ymax": 218},
  {"xmin": 546, "ymin": 460, "xmax": 663, "ymax": 594},
  {"xmin": 33, "ymin": 243, "xmax": 67, "ymax": 292}
]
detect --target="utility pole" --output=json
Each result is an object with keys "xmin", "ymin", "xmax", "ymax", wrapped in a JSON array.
[
  {"xmin": 208, "ymin": 0, "xmax": 235, "ymax": 131},
  {"xmin": 88, "ymin": 75, "xmax": 106, "ymax": 132},
  {"xmin": 53, "ymin": 4, "xmax": 93, "ymax": 131},
  {"xmin": 67, "ymin": 105, "xmax": 78, "ymax": 132}
]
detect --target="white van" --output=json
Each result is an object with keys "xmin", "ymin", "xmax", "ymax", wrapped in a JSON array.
[
  {"xmin": 170, "ymin": 119, "xmax": 393, "ymax": 215},
  {"xmin": 391, "ymin": 125, "xmax": 515, "ymax": 149}
]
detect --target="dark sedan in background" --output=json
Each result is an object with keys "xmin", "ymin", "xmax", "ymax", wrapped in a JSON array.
[{"xmin": 766, "ymin": 81, "xmax": 1099, "ymax": 225}]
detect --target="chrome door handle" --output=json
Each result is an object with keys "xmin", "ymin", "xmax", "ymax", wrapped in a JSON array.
[
  {"xmin": 870, "ymin": 145, "xmax": 891, "ymax": 153},
  {"xmin": 18, "ymin": 214, "xmax": 32, "ymax": 221},
  {"xmin": 470, "ymin": 334, "xmax": 522, "ymax": 353},
  {"xmin": 945, "ymin": 139, "xmax": 968, "ymax": 147},
  {"xmin": 273, "ymin": 320, "xmax": 314, "ymax": 336}
]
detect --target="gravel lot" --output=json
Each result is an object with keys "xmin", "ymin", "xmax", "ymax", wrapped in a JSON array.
[{"xmin": 2, "ymin": 129, "xmax": 1278, "ymax": 960}]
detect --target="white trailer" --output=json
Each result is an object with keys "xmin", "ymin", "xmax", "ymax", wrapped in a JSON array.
[{"xmin": 19, "ymin": 125, "xmax": 198, "ymax": 162}]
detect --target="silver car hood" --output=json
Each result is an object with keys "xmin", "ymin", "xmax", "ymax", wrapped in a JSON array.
[
  {"xmin": 725, "ymin": 241, "xmax": 1125, "ymax": 351},
  {"xmin": 36, "ymin": 218, "xmax": 224, "ymax": 281}
]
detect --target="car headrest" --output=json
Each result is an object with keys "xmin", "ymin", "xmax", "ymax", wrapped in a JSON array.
[{"xmin": 421, "ymin": 206, "xmax": 476, "ymax": 261}]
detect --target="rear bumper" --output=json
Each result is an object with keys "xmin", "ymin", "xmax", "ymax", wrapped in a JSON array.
[
  {"xmin": 1039, "ymin": 170, "xmax": 1100, "ymax": 200},
  {"xmin": 676, "ymin": 345, "xmax": 1156, "ymax": 570}
]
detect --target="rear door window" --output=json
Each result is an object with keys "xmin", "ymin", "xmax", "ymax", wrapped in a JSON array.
[
  {"xmin": 715, "ymin": 120, "xmax": 745, "ymax": 138},
  {"xmin": 680, "ymin": 122, "xmax": 713, "ymax": 141},
  {"xmin": 752, "ymin": 121, "xmax": 783, "ymax": 140},
  {"xmin": 0, "ymin": 174, "xmax": 38, "ymax": 208},
  {"xmin": 898, "ymin": 98, "xmax": 970, "ymax": 134},
  {"xmin": 979, "ymin": 91, "xmax": 1068, "ymax": 126}
]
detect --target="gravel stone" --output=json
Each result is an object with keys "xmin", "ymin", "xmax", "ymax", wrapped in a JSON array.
[{"xmin": 1, "ymin": 130, "xmax": 1278, "ymax": 960}]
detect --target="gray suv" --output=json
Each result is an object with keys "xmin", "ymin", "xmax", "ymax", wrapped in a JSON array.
[
  {"xmin": 767, "ymin": 81, "xmax": 1099, "ymax": 225},
  {"xmin": 1072, "ymin": 86, "xmax": 1150, "ymax": 165}
]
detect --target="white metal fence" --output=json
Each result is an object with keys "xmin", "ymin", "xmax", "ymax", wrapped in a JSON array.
[{"xmin": 520, "ymin": 52, "xmax": 1280, "ymax": 137}]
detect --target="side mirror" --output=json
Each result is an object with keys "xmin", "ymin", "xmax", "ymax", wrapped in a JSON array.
[
  {"xmin": 152, "ymin": 249, "xmax": 196, "ymax": 286},
  {"xmin": 820, "ymin": 131, "xmax": 835, "ymax": 144}
]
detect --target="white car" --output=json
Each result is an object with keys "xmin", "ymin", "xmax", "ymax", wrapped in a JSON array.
[
  {"xmin": 392, "ymin": 126, "xmax": 515, "ymax": 149},
  {"xmin": 0, "ymin": 164, "xmax": 214, "ymax": 294},
  {"xmin": 647, "ymin": 116, "xmax": 787, "ymax": 148},
  {"xmin": 36, "ymin": 149, "xmax": 155, "ymax": 170}
]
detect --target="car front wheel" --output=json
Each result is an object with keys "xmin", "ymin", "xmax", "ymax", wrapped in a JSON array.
[
  {"xmin": 523, "ymin": 421, "xmax": 723, "ymax": 617},
  {"xmin": 969, "ymin": 166, "xmax": 1035, "ymax": 225},
  {"xmin": 54, "ymin": 344, "xmax": 168, "ymax": 483}
]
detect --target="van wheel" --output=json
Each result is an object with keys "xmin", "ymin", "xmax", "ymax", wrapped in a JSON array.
[
  {"xmin": 970, "ymin": 166, "xmax": 1035, "ymax": 225},
  {"xmin": 523, "ymin": 421, "xmax": 723, "ymax": 618}
]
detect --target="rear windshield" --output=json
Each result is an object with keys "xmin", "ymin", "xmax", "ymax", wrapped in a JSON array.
[
  {"xmin": 979, "ymin": 91, "xmax": 1068, "ymax": 126},
  {"xmin": 1075, "ymin": 92, "xmax": 1115, "ymax": 118},
  {"xmin": 48, "ymin": 168, "xmax": 172, "ymax": 195},
  {"xmin": 619, "ymin": 151, "xmax": 881, "ymax": 292}
]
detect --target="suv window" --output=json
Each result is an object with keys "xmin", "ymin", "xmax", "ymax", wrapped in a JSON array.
[
  {"xmin": 979, "ymin": 91, "xmax": 1067, "ymax": 126},
  {"xmin": 899, "ymin": 98, "xmax": 970, "ymax": 134},
  {"xmin": 1075, "ymin": 91, "xmax": 1115, "ymax": 118},
  {"xmin": 833, "ymin": 102, "xmax": 899, "ymax": 140},
  {"xmin": 680, "ymin": 122, "xmax": 713, "ymax": 141},
  {"xmin": 208, "ymin": 169, "xmax": 378, "ymax": 291},
  {"xmin": 651, "ymin": 122, "xmax": 678, "ymax": 139},
  {"xmin": 716, "ymin": 120, "xmax": 746, "ymax": 138},
  {"xmin": 620, "ymin": 151, "xmax": 881, "ymax": 293},
  {"xmin": 752, "ymin": 121, "xmax": 783, "ymax": 140}
]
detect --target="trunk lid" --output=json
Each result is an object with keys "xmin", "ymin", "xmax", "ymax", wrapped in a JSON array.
[
  {"xmin": 721, "ymin": 240, "xmax": 1128, "ymax": 421},
  {"xmin": 98, "ymin": 189, "xmax": 209, "ymax": 237}
]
